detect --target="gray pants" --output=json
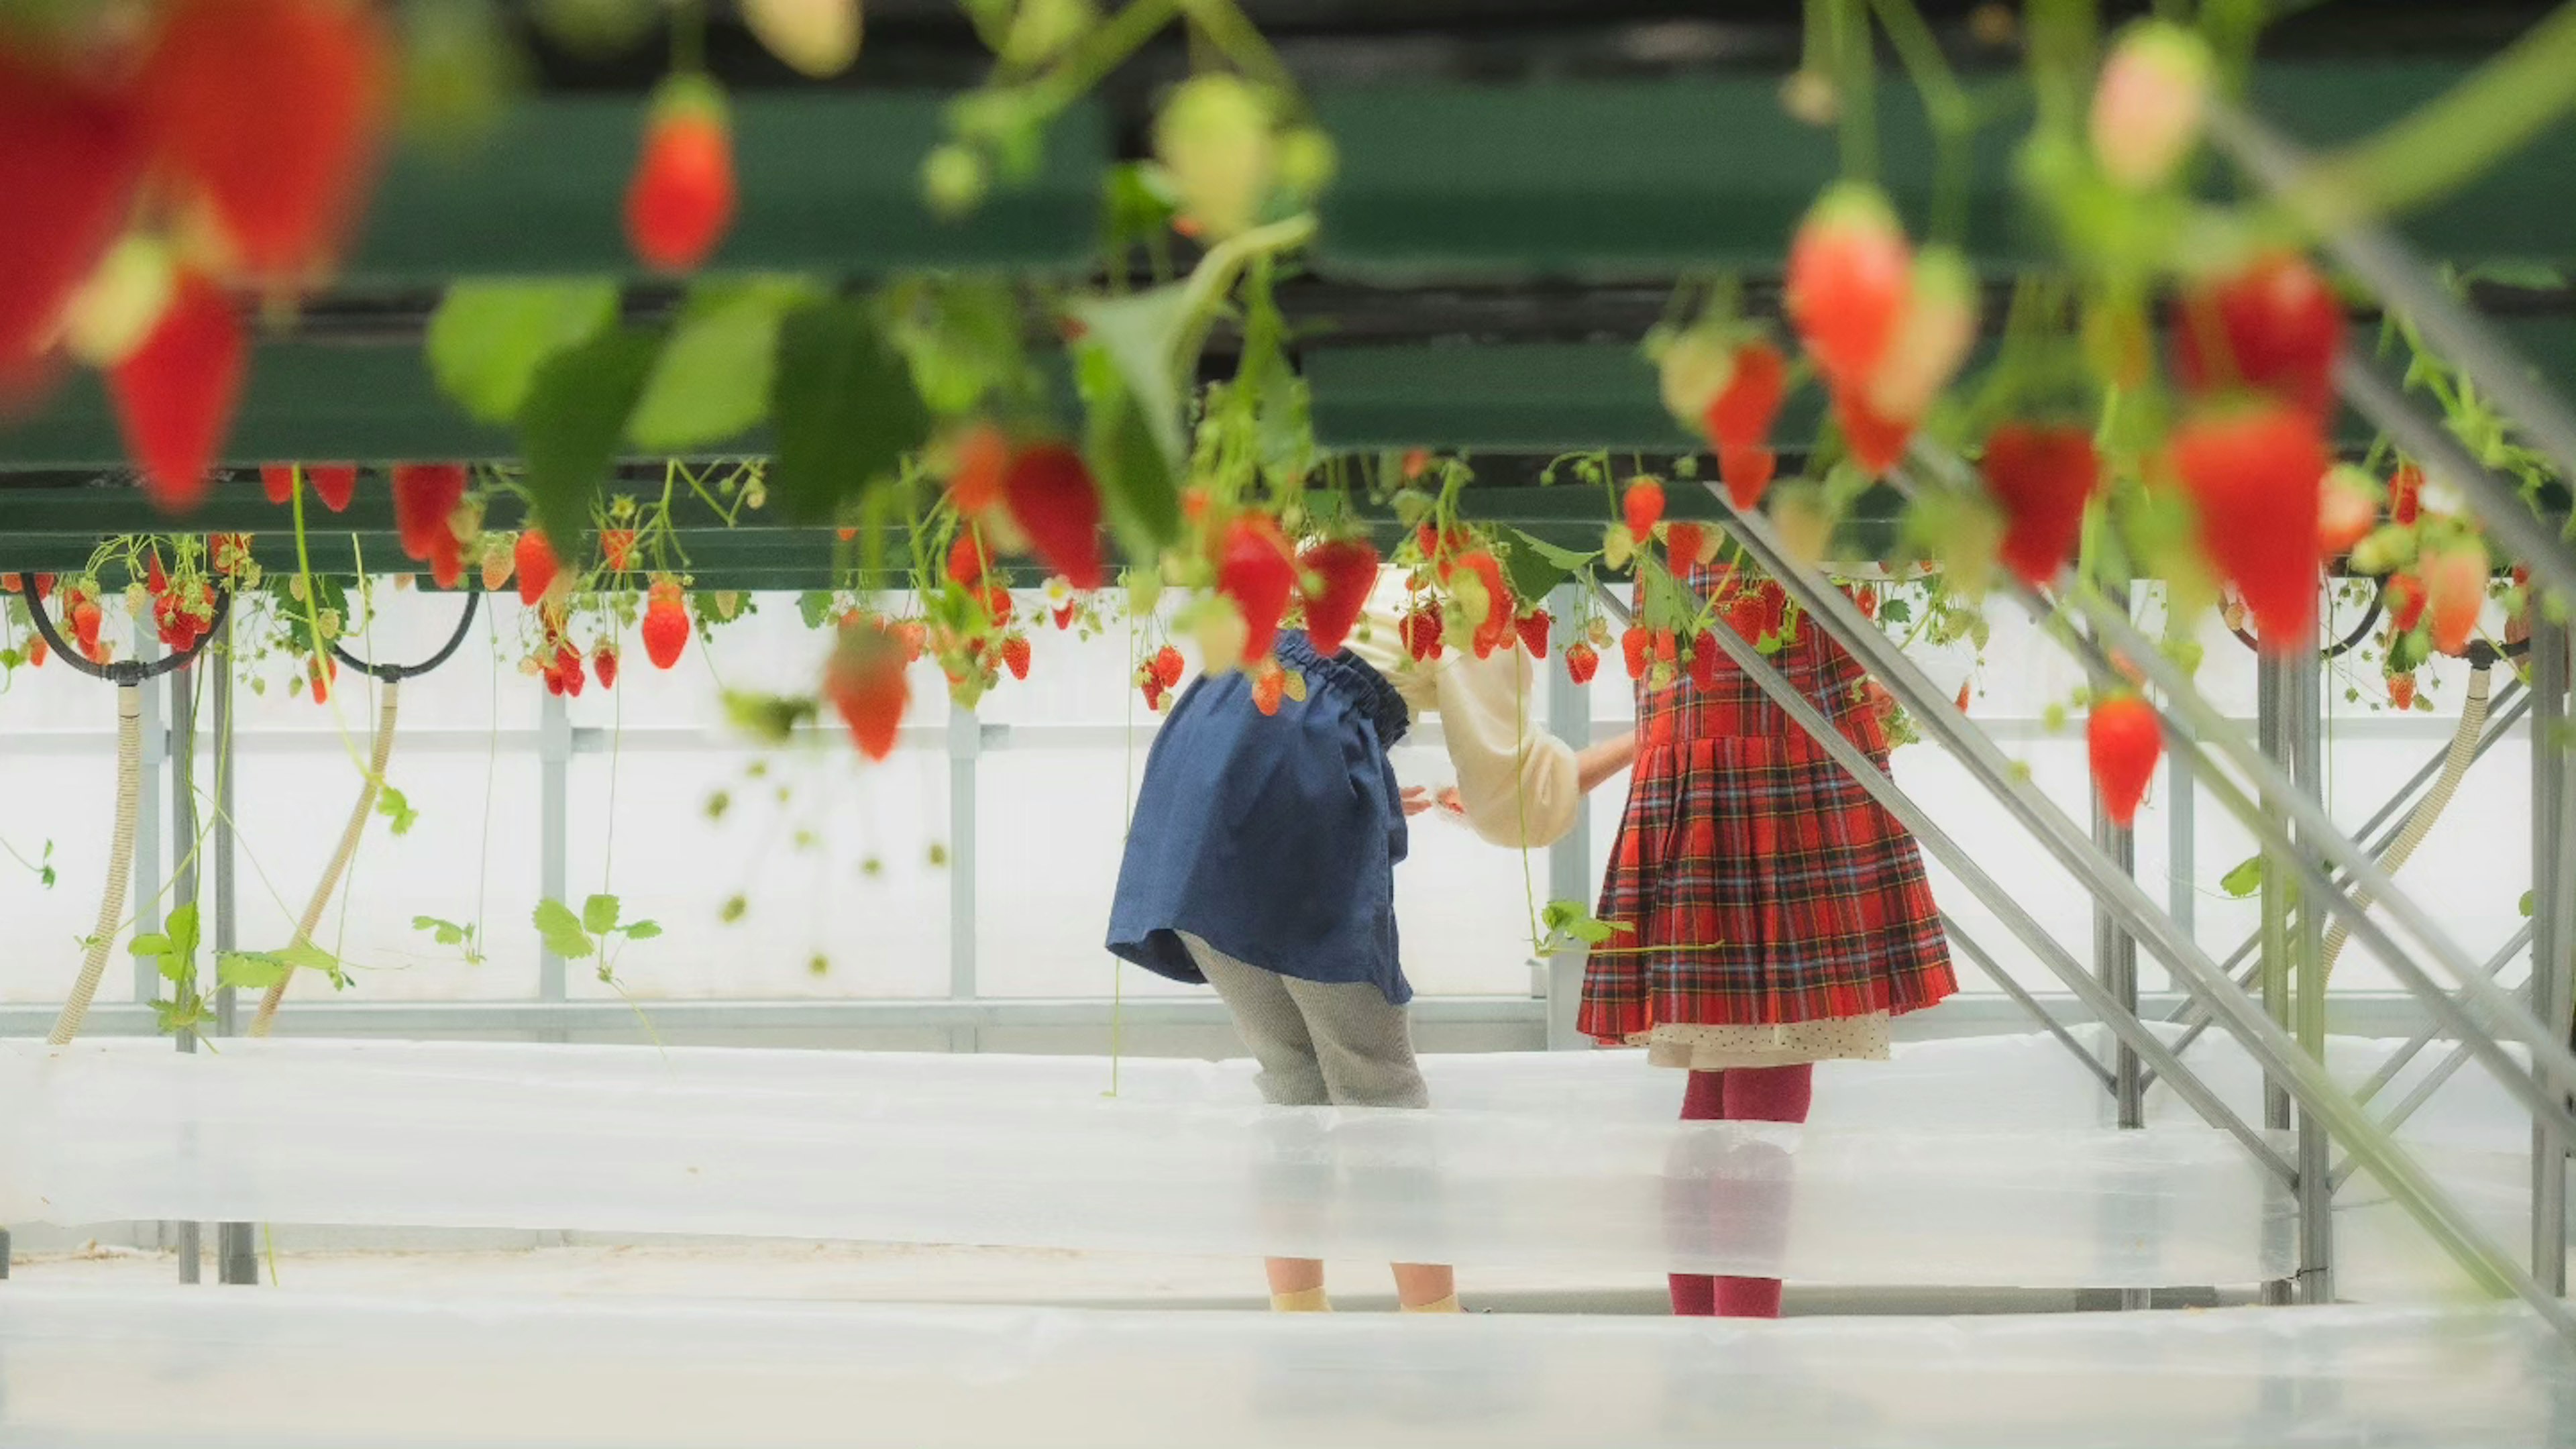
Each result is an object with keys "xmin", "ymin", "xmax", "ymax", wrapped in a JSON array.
[{"xmin": 1183, "ymin": 933, "xmax": 1430, "ymax": 1109}]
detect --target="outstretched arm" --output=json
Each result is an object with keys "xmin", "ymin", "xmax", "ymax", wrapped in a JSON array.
[{"xmin": 1575, "ymin": 729, "xmax": 1636, "ymax": 794}]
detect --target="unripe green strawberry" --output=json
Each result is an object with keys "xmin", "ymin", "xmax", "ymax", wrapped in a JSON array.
[
  {"xmin": 2090, "ymin": 21, "xmax": 2213, "ymax": 191},
  {"xmin": 1153, "ymin": 74, "xmax": 1275, "ymax": 240}
]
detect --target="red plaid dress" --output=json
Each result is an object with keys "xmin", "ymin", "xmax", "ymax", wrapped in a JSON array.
[{"xmin": 1579, "ymin": 565, "xmax": 1955, "ymax": 1043}]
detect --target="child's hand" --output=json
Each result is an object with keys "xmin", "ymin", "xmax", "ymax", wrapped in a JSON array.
[
  {"xmin": 1399, "ymin": 786, "xmax": 1436, "ymax": 816},
  {"xmin": 1437, "ymin": 786, "xmax": 1465, "ymax": 816}
]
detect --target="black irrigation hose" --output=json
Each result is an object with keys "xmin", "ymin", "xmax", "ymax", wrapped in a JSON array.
[
  {"xmin": 12, "ymin": 572, "xmax": 229, "ymax": 684},
  {"xmin": 329, "ymin": 590, "xmax": 482, "ymax": 683},
  {"xmin": 2224, "ymin": 582, "xmax": 2386, "ymax": 659}
]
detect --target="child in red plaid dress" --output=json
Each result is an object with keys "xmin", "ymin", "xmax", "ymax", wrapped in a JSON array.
[{"xmin": 1581, "ymin": 561, "xmax": 1954, "ymax": 1317}]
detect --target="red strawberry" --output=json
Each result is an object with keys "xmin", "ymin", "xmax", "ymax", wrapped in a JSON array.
[
  {"xmin": 1623, "ymin": 477, "xmax": 1665, "ymax": 539},
  {"xmin": 602, "ymin": 529, "xmax": 637, "ymax": 572},
  {"xmin": 1140, "ymin": 672, "xmax": 1165, "ymax": 711},
  {"xmin": 145, "ymin": 551, "xmax": 169, "ymax": 598},
  {"xmin": 1564, "ymin": 639, "xmax": 1599, "ymax": 684},
  {"xmin": 947, "ymin": 425, "xmax": 1011, "ymax": 515},
  {"xmin": 2167, "ymin": 401, "xmax": 2328, "ymax": 651},
  {"xmin": 1956, "ymin": 680, "xmax": 1972, "ymax": 714},
  {"xmin": 260, "ymin": 464, "xmax": 296, "ymax": 504},
  {"xmin": 1786, "ymin": 182, "xmax": 1912, "ymax": 390},
  {"xmin": 1051, "ymin": 602, "xmax": 1077, "ymax": 631},
  {"xmin": 2088, "ymin": 694, "xmax": 2163, "ymax": 828},
  {"xmin": 1251, "ymin": 660, "xmax": 1286, "ymax": 716},
  {"xmin": 2389, "ymin": 464, "xmax": 2422, "ymax": 525},
  {"xmin": 1686, "ymin": 632, "xmax": 1719, "ymax": 692},
  {"xmin": 26, "ymin": 635, "xmax": 48, "ymax": 669},
  {"xmin": 1216, "ymin": 515, "xmax": 1296, "ymax": 663},
  {"xmin": 141, "ymin": 0, "xmax": 391, "ymax": 286},
  {"xmin": 2171, "ymin": 251, "xmax": 2344, "ymax": 419},
  {"xmin": 2424, "ymin": 541, "xmax": 2487, "ymax": 655},
  {"xmin": 593, "ymin": 645, "xmax": 620, "ymax": 690},
  {"xmin": 624, "ymin": 78, "xmax": 736, "ymax": 274},
  {"xmin": 1153, "ymin": 645, "xmax": 1185, "ymax": 690},
  {"xmin": 1862, "ymin": 244, "xmax": 1978, "ymax": 425},
  {"xmin": 1401, "ymin": 601, "xmax": 1446, "ymax": 661},
  {"xmin": 947, "ymin": 530, "xmax": 987, "ymax": 587},
  {"xmin": 427, "ymin": 533, "xmax": 466, "ymax": 590},
  {"xmin": 1704, "ymin": 340, "xmax": 1788, "ymax": 452},
  {"xmin": 2385, "ymin": 572, "xmax": 2428, "ymax": 633},
  {"xmin": 1000, "ymin": 633, "xmax": 1032, "ymax": 681},
  {"xmin": 1719, "ymin": 443, "xmax": 1778, "ymax": 512},
  {"xmin": 641, "ymin": 580, "xmax": 690, "ymax": 669},
  {"xmin": 1000, "ymin": 442, "xmax": 1105, "ymax": 590},
  {"xmin": 2387, "ymin": 672, "xmax": 2417, "ymax": 710},
  {"xmin": 109, "ymin": 270, "xmax": 245, "ymax": 513},
  {"xmin": 2316, "ymin": 466, "xmax": 2377, "ymax": 559},
  {"xmin": 1621, "ymin": 624, "xmax": 1650, "ymax": 680},
  {"xmin": 1665, "ymin": 521, "xmax": 1708, "ymax": 570},
  {"xmin": 1981, "ymin": 421, "xmax": 2102, "ymax": 588},
  {"xmin": 1297, "ymin": 537, "xmax": 1379, "ymax": 657},
  {"xmin": 309, "ymin": 653, "xmax": 337, "ymax": 704},
  {"xmin": 826, "ymin": 616, "xmax": 912, "ymax": 761},
  {"xmin": 1833, "ymin": 384, "xmax": 1914, "ymax": 477},
  {"xmin": 33, "ymin": 575, "xmax": 54, "ymax": 603},
  {"xmin": 1451, "ymin": 549, "xmax": 1515, "ymax": 658},
  {"xmin": 308, "ymin": 462, "xmax": 358, "ymax": 512},
  {"xmin": 515, "ymin": 529, "xmax": 559, "ymax": 606},
  {"xmin": 1516, "ymin": 608, "xmax": 1552, "ymax": 659},
  {"xmin": 0, "ymin": 52, "xmax": 149, "ymax": 369},
  {"xmin": 980, "ymin": 583, "xmax": 1014, "ymax": 628},
  {"xmin": 1854, "ymin": 582, "xmax": 1880, "ymax": 620},
  {"xmin": 556, "ymin": 644, "xmax": 586, "ymax": 697},
  {"xmin": 390, "ymin": 462, "xmax": 468, "ymax": 562}
]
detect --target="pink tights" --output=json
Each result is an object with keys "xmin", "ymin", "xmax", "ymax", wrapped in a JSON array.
[{"xmin": 1669, "ymin": 1063, "xmax": 1813, "ymax": 1318}]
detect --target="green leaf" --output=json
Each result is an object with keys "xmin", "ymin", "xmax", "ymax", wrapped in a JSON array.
[
  {"xmin": 215, "ymin": 951, "xmax": 292, "ymax": 991},
  {"xmin": 628, "ymin": 280, "xmax": 812, "ymax": 450},
  {"xmin": 279, "ymin": 940, "xmax": 344, "ymax": 986},
  {"xmin": 582, "ymin": 892, "xmax": 621, "ymax": 934},
  {"xmin": 768, "ymin": 299, "xmax": 932, "ymax": 525},
  {"xmin": 427, "ymin": 280, "xmax": 621, "ymax": 425},
  {"xmin": 1501, "ymin": 530, "xmax": 1587, "ymax": 607},
  {"xmin": 621, "ymin": 920, "xmax": 663, "ymax": 941},
  {"xmin": 375, "ymin": 784, "xmax": 419, "ymax": 837},
  {"xmin": 534, "ymin": 898, "xmax": 597, "ymax": 960},
  {"xmin": 128, "ymin": 932, "xmax": 172, "ymax": 959},
  {"xmin": 1509, "ymin": 529, "xmax": 1601, "ymax": 576},
  {"xmin": 2522, "ymin": 890, "xmax": 2536, "ymax": 918},
  {"xmin": 1083, "ymin": 370, "xmax": 1182, "ymax": 557},
  {"xmin": 2220, "ymin": 855, "xmax": 2265, "ymax": 899},
  {"xmin": 520, "ymin": 325, "xmax": 662, "ymax": 551},
  {"xmin": 1068, "ymin": 284, "xmax": 1191, "ymax": 471},
  {"xmin": 797, "ymin": 590, "xmax": 837, "ymax": 630}
]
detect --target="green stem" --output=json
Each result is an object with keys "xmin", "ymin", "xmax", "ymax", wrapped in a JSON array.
[
  {"xmin": 1171, "ymin": 211, "xmax": 1319, "ymax": 381},
  {"xmin": 1869, "ymin": 0, "xmax": 1976, "ymax": 243},
  {"xmin": 2285, "ymin": 3, "xmax": 2576, "ymax": 231},
  {"xmin": 1026, "ymin": 0, "xmax": 1187, "ymax": 123},
  {"xmin": 1176, "ymin": 0, "xmax": 1299, "ymax": 104},
  {"xmin": 1827, "ymin": 0, "xmax": 1879, "ymax": 182},
  {"xmin": 2023, "ymin": 0, "xmax": 2097, "ymax": 135}
]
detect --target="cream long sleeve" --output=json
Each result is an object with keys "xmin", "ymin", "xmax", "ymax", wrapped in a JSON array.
[{"xmin": 1338, "ymin": 579, "xmax": 1580, "ymax": 850}]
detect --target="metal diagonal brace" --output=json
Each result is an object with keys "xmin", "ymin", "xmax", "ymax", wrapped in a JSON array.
[
  {"xmin": 1588, "ymin": 581, "xmax": 2122, "ymax": 1097},
  {"xmin": 2059, "ymin": 584, "xmax": 2576, "ymax": 1130},
  {"xmin": 2142, "ymin": 678, "xmax": 2530, "ymax": 1081},
  {"xmin": 1600, "ymin": 580, "xmax": 2272, "ymax": 1165},
  {"xmin": 1711, "ymin": 498, "xmax": 2575, "ymax": 1338}
]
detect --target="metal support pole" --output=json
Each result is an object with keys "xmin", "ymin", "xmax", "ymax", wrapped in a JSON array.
[
  {"xmin": 1941, "ymin": 914, "xmax": 2116, "ymax": 1091},
  {"xmin": 947, "ymin": 703, "xmax": 979, "ymax": 1055},
  {"xmin": 2532, "ymin": 616, "xmax": 2574, "ymax": 1291},
  {"xmin": 207, "ymin": 614, "xmax": 255, "ymax": 1286},
  {"xmin": 2091, "ymin": 596, "xmax": 2149, "ymax": 1311},
  {"xmin": 1543, "ymin": 582, "xmax": 1593, "ymax": 1051},
  {"xmin": 2255, "ymin": 657, "xmax": 2298, "ymax": 1307},
  {"xmin": 2290, "ymin": 643, "xmax": 2336, "ymax": 1305},
  {"xmin": 2166, "ymin": 706, "xmax": 2194, "ymax": 975},
  {"xmin": 169, "ymin": 658, "xmax": 200, "ymax": 1286},
  {"xmin": 537, "ymin": 691, "xmax": 569, "ymax": 1041},
  {"xmin": 134, "ymin": 635, "xmax": 164, "ymax": 1002},
  {"xmin": 1717, "ymin": 504, "xmax": 2573, "ymax": 1332}
]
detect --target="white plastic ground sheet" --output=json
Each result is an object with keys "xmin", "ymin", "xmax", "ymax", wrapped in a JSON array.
[
  {"xmin": 1, "ymin": 1287, "xmax": 2567, "ymax": 1449},
  {"xmin": 0, "ymin": 1027, "xmax": 2547, "ymax": 1291}
]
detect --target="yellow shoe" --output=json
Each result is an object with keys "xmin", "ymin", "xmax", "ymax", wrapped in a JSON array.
[
  {"xmin": 1401, "ymin": 1294, "xmax": 1462, "ymax": 1313},
  {"xmin": 1270, "ymin": 1286, "xmax": 1333, "ymax": 1313}
]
